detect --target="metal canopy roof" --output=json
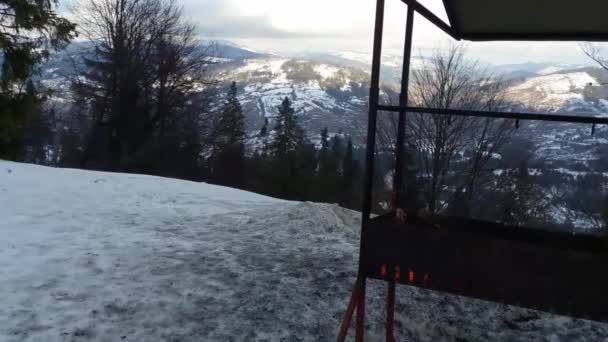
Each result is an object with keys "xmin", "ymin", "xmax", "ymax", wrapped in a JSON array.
[{"xmin": 431, "ymin": 0, "xmax": 608, "ymax": 41}]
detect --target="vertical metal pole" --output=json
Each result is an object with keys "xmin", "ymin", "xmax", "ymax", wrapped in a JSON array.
[
  {"xmin": 361, "ymin": 0, "xmax": 386, "ymax": 222},
  {"xmin": 355, "ymin": 2, "xmax": 384, "ymax": 338},
  {"xmin": 354, "ymin": 1, "xmax": 383, "ymax": 340},
  {"xmin": 393, "ymin": 1, "xmax": 415, "ymax": 200}
]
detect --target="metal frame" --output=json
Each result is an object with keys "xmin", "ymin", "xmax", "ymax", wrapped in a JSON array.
[
  {"xmin": 378, "ymin": 105, "xmax": 608, "ymax": 125},
  {"xmin": 338, "ymin": 0, "xmax": 608, "ymax": 340},
  {"xmin": 362, "ymin": 0, "xmax": 608, "ymax": 223}
]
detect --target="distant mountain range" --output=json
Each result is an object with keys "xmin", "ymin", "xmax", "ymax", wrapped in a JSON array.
[{"xmin": 35, "ymin": 41, "xmax": 608, "ymax": 169}]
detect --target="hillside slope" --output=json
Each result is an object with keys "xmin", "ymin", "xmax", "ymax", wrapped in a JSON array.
[
  {"xmin": 213, "ymin": 57, "xmax": 369, "ymax": 134},
  {"xmin": 1, "ymin": 161, "xmax": 608, "ymax": 341}
]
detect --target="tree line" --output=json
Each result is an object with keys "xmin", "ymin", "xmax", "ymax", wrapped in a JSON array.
[{"xmin": 210, "ymin": 83, "xmax": 363, "ymax": 210}]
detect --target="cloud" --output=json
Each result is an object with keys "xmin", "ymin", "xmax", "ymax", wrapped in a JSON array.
[
  {"xmin": 195, "ymin": 15, "xmax": 324, "ymax": 39},
  {"xmin": 183, "ymin": 0, "xmax": 334, "ymax": 40},
  {"xmin": 180, "ymin": 0, "xmax": 595, "ymax": 64}
]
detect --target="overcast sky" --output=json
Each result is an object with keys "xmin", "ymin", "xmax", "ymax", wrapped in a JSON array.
[{"xmin": 183, "ymin": 0, "xmax": 600, "ymax": 65}]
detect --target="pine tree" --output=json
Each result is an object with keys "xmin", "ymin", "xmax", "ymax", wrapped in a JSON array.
[
  {"xmin": 269, "ymin": 97, "xmax": 304, "ymax": 158},
  {"xmin": 0, "ymin": 0, "xmax": 75, "ymax": 158},
  {"xmin": 316, "ymin": 128, "xmax": 345, "ymax": 202},
  {"xmin": 259, "ymin": 118, "xmax": 268, "ymax": 137},
  {"xmin": 218, "ymin": 82, "xmax": 245, "ymax": 145},
  {"xmin": 330, "ymin": 134, "xmax": 344, "ymax": 167},
  {"xmin": 320, "ymin": 128, "xmax": 329, "ymax": 153},
  {"xmin": 295, "ymin": 142, "xmax": 318, "ymax": 199},
  {"xmin": 15, "ymin": 80, "xmax": 53, "ymax": 164},
  {"xmin": 499, "ymin": 158, "xmax": 550, "ymax": 226},
  {"xmin": 394, "ymin": 146, "xmax": 425, "ymax": 216},
  {"xmin": 212, "ymin": 81, "xmax": 246, "ymax": 187},
  {"xmin": 341, "ymin": 137, "xmax": 362, "ymax": 209},
  {"xmin": 269, "ymin": 97, "xmax": 306, "ymax": 198}
]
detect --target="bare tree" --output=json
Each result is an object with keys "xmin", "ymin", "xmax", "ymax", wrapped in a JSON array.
[
  {"xmin": 581, "ymin": 43, "xmax": 608, "ymax": 73},
  {"xmin": 567, "ymin": 44, "xmax": 608, "ymax": 229},
  {"xmin": 411, "ymin": 45, "xmax": 515, "ymax": 213},
  {"xmin": 69, "ymin": 0, "xmax": 216, "ymax": 175},
  {"xmin": 370, "ymin": 45, "xmax": 513, "ymax": 214}
]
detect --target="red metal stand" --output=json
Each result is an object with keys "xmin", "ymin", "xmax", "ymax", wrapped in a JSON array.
[
  {"xmin": 337, "ymin": 280, "xmax": 362, "ymax": 341},
  {"xmin": 337, "ymin": 278, "xmax": 367, "ymax": 342},
  {"xmin": 355, "ymin": 279, "xmax": 366, "ymax": 342},
  {"xmin": 337, "ymin": 276, "xmax": 398, "ymax": 342}
]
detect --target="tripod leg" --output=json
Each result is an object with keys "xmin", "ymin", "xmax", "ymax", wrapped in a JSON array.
[{"xmin": 337, "ymin": 280, "xmax": 361, "ymax": 342}]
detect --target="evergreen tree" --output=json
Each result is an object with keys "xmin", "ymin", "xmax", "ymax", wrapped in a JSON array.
[
  {"xmin": 217, "ymin": 82, "xmax": 245, "ymax": 145},
  {"xmin": 259, "ymin": 117, "xmax": 268, "ymax": 137},
  {"xmin": 316, "ymin": 128, "xmax": 331, "ymax": 200},
  {"xmin": 315, "ymin": 128, "xmax": 346, "ymax": 202},
  {"xmin": 295, "ymin": 142, "xmax": 318, "ymax": 199},
  {"xmin": 340, "ymin": 137, "xmax": 362, "ymax": 210},
  {"xmin": 269, "ymin": 97, "xmax": 305, "ymax": 198},
  {"xmin": 330, "ymin": 134, "xmax": 344, "ymax": 167},
  {"xmin": 212, "ymin": 81, "xmax": 246, "ymax": 187},
  {"xmin": 499, "ymin": 158, "xmax": 550, "ymax": 226},
  {"xmin": 269, "ymin": 97, "xmax": 304, "ymax": 158},
  {"xmin": 328, "ymin": 134, "xmax": 344, "ymax": 201},
  {"xmin": 320, "ymin": 128, "xmax": 329, "ymax": 155},
  {"xmin": 15, "ymin": 80, "xmax": 53, "ymax": 164},
  {"xmin": 394, "ymin": 146, "xmax": 425, "ymax": 216},
  {"xmin": 0, "ymin": 0, "xmax": 75, "ymax": 158}
]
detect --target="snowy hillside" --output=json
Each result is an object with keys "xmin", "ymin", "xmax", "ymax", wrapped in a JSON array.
[
  {"xmin": 2, "ymin": 161, "xmax": 608, "ymax": 341},
  {"xmin": 506, "ymin": 71, "xmax": 599, "ymax": 111},
  {"xmin": 213, "ymin": 57, "xmax": 370, "ymax": 133}
]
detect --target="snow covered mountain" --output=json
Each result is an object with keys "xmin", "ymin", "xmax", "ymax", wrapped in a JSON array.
[
  {"xmin": 2, "ymin": 160, "xmax": 608, "ymax": 341},
  {"xmin": 504, "ymin": 68, "xmax": 608, "ymax": 113},
  {"xmin": 212, "ymin": 57, "xmax": 370, "ymax": 133},
  {"xmin": 35, "ymin": 42, "xmax": 608, "ymax": 132},
  {"xmin": 33, "ymin": 41, "xmax": 608, "ymax": 170}
]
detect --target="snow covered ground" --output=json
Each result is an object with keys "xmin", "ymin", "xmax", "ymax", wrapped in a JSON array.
[{"xmin": 1, "ymin": 161, "xmax": 608, "ymax": 341}]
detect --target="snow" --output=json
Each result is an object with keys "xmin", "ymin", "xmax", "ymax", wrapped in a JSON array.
[
  {"xmin": 314, "ymin": 64, "xmax": 339, "ymax": 79},
  {"xmin": 340, "ymin": 79, "xmax": 352, "ymax": 92},
  {"xmin": 335, "ymin": 51, "xmax": 426, "ymax": 70},
  {"xmin": 507, "ymin": 72, "xmax": 597, "ymax": 110},
  {"xmin": 223, "ymin": 58, "xmax": 361, "ymax": 119},
  {"xmin": 2, "ymin": 161, "xmax": 608, "ymax": 341},
  {"xmin": 599, "ymin": 99, "xmax": 608, "ymax": 116},
  {"xmin": 237, "ymin": 58, "xmax": 287, "ymax": 74},
  {"xmin": 537, "ymin": 66, "xmax": 566, "ymax": 75},
  {"xmin": 207, "ymin": 57, "xmax": 232, "ymax": 64},
  {"xmin": 512, "ymin": 72, "xmax": 595, "ymax": 94}
]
